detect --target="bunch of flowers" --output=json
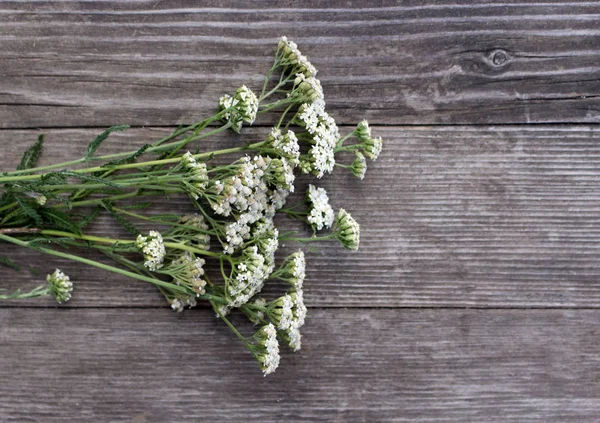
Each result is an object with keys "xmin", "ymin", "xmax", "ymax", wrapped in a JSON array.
[{"xmin": 0, "ymin": 38, "xmax": 382, "ymax": 375}]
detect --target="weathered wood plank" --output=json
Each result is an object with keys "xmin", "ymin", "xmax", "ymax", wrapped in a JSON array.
[
  {"xmin": 1, "ymin": 307, "xmax": 599, "ymax": 422},
  {"xmin": 2, "ymin": 125, "xmax": 600, "ymax": 308},
  {"xmin": 0, "ymin": 1, "xmax": 599, "ymax": 127}
]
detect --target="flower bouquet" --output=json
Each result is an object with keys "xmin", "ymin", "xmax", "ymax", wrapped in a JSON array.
[{"xmin": 0, "ymin": 37, "xmax": 382, "ymax": 375}]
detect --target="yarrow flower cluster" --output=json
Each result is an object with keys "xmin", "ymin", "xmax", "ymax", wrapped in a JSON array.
[
  {"xmin": 218, "ymin": 85, "xmax": 259, "ymax": 133},
  {"xmin": 46, "ymin": 269, "xmax": 72, "ymax": 303},
  {"xmin": 227, "ymin": 245, "xmax": 268, "ymax": 308},
  {"xmin": 266, "ymin": 288, "xmax": 307, "ymax": 352},
  {"xmin": 161, "ymin": 251, "xmax": 207, "ymax": 296},
  {"xmin": 295, "ymin": 102, "xmax": 339, "ymax": 178},
  {"xmin": 355, "ymin": 120, "xmax": 383, "ymax": 161},
  {"xmin": 350, "ymin": 151, "xmax": 367, "ymax": 180},
  {"xmin": 209, "ymin": 155, "xmax": 295, "ymax": 254},
  {"xmin": 0, "ymin": 37, "xmax": 383, "ymax": 376},
  {"xmin": 177, "ymin": 214, "xmax": 211, "ymax": 250},
  {"xmin": 251, "ymin": 323, "xmax": 281, "ymax": 376},
  {"xmin": 169, "ymin": 295, "xmax": 198, "ymax": 313},
  {"xmin": 307, "ymin": 184, "xmax": 335, "ymax": 231},
  {"xmin": 334, "ymin": 208, "xmax": 361, "ymax": 250},
  {"xmin": 135, "ymin": 231, "xmax": 166, "ymax": 271},
  {"xmin": 265, "ymin": 127, "xmax": 301, "ymax": 167},
  {"xmin": 274, "ymin": 250, "xmax": 306, "ymax": 289},
  {"xmin": 277, "ymin": 36, "xmax": 318, "ymax": 77},
  {"xmin": 290, "ymin": 73, "xmax": 324, "ymax": 104},
  {"xmin": 180, "ymin": 152, "xmax": 208, "ymax": 200}
]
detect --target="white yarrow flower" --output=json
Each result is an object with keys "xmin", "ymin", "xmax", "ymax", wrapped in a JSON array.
[
  {"xmin": 47, "ymin": 269, "xmax": 72, "ymax": 303},
  {"xmin": 136, "ymin": 231, "xmax": 166, "ymax": 271},
  {"xmin": 306, "ymin": 184, "xmax": 335, "ymax": 231},
  {"xmin": 334, "ymin": 209, "xmax": 360, "ymax": 250},
  {"xmin": 350, "ymin": 151, "xmax": 367, "ymax": 180},
  {"xmin": 277, "ymin": 36, "xmax": 318, "ymax": 77},
  {"xmin": 218, "ymin": 85, "xmax": 259, "ymax": 133},
  {"xmin": 253, "ymin": 323, "xmax": 280, "ymax": 376}
]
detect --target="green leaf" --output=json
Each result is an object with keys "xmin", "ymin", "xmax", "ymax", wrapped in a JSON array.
[
  {"xmin": 102, "ymin": 201, "xmax": 140, "ymax": 236},
  {"xmin": 120, "ymin": 202, "xmax": 152, "ymax": 210},
  {"xmin": 85, "ymin": 125, "xmax": 130, "ymax": 160},
  {"xmin": 15, "ymin": 195, "xmax": 42, "ymax": 226},
  {"xmin": 17, "ymin": 134, "xmax": 44, "ymax": 171},
  {"xmin": 28, "ymin": 237, "xmax": 72, "ymax": 247},
  {"xmin": 39, "ymin": 172, "xmax": 68, "ymax": 185},
  {"xmin": 59, "ymin": 171, "xmax": 123, "ymax": 188},
  {"xmin": 39, "ymin": 208, "xmax": 82, "ymax": 234},
  {"xmin": 79, "ymin": 206, "xmax": 101, "ymax": 229},
  {"xmin": 103, "ymin": 143, "xmax": 151, "ymax": 167},
  {"xmin": 0, "ymin": 256, "xmax": 22, "ymax": 271}
]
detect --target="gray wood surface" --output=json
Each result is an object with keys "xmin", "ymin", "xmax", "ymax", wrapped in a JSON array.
[
  {"xmin": 0, "ymin": 1, "xmax": 599, "ymax": 128},
  {"xmin": 1, "ymin": 308, "xmax": 600, "ymax": 422},
  {"xmin": 1, "ymin": 1, "xmax": 600, "ymax": 422}
]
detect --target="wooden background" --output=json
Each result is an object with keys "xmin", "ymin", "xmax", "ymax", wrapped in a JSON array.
[{"xmin": 1, "ymin": 1, "xmax": 600, "ymax": 421}]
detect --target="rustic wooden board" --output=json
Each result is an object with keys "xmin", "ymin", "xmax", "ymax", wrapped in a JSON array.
[
  {"xmin": 2, "ymin": 125, "xmax": 600, "ymax": 308},
  {"xmin": 1, "ymin": 307, "xmax": 599, "ymax": 422},
  {"xmin": 1, "ymin": 1, "xmax": 599, "ymax": 128}
]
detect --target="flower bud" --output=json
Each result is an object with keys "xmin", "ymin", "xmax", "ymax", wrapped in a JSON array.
[
  {"xmin": 334, "ymin": 209, "xmax": 360, "ymax": 250},
  {"xmin": 47, "ymin": 269, "xmax": 72, "ymax": 303},
  {"xmin": 349, "ymin": 151, "xmax": 367, "ymax": 180}
]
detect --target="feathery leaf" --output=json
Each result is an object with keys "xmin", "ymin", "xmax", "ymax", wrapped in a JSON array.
[
  {"xmin": 85, "ymin": 125, "xmax": 130, "ymax": 160},
  {"xmin": 17, "ymin": 134, "xmax": 44, "ymax": 171},
  {"xmin": 15, "ymin": 195, "xmax": 42, "ymax": 226}
]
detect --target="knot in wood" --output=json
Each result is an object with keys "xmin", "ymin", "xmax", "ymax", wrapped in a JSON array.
[{"xmin": 489, "ymin": 49, "xmax": 509, "ymax": 67}]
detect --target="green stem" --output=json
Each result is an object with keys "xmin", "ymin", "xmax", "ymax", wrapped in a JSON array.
[
  {"xmin": 2, "ymin": 117, "xmax": 223, "ymax": 177},
  {"xmin": 0, "ymin": 233, "xmax": 188, "ymax": 294},
  {"xmin": 211, "ymin": 300, "xmax": 254, "ymax": 351},
  {"xmin": 163, "ymin": 242, "xmax": 223, "ymax": 259},
  {"xmin": 0, "ymin": 140, "xmax": 269, "ymax": 184},
  {"xmin": 279, "ymin": 234, "xmax": 336, "ymax": 243},
  {"xmin": 0, "ymin": 286, "xmax": 49, "ymax": 300},
  {"xmin": 39, "ymin": 229, "xmax": 132, "ymax": 245}
]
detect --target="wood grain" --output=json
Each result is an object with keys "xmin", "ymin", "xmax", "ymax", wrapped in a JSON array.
[
  {"xmin": 2, "ymin": 125, "xmax": 600, "ymax": 308},
  {"xmin": 1, "ymin": 307, "xmax": 599, "ymax": 422},
  {"xmin": 0, "ymin": 1, "xmax": 599, "ymax": 128}
]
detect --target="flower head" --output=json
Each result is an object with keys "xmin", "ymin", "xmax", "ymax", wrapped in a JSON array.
[
  {"xmin": 226, "ymin": 245, "xmax": 267, "ymax": 308},
  {"xmin": 350, "ymin": 151, "xmax": 367, "ymax": 180},
  {"xmin": 178, "ymin": 214, "xmax": 211, "ymax": 250},
  {"xmin": 276, "ymin": 250, "xmax": 306, "ymax": 289},
  {"xmin": 47, "ymin": 269, "xmax": 72, "ymax": 303},
  {"xmin": 267, "ymin": 288, "xmax": 306, "ymax": 352},
  {"xmin": 265, "ymin": 157, "xmax": 295, "ymax": 192},
  {"xmin": 295, "ymin": 103, "xmax": 339, "ymax": 178},
  {"xmin": 277, "ymin": 36, "xmax": 318, "ymax": 77},
  {"xmin": 280, "ymin": 326, "xmax": 302, "ymax": 352},
  {"xmin": 218, "ymin": 85, "xmax": 259, "ymax": 133},
  {"xmin": 135, "ymin": 231, "xmax": 166, "ymax": 271},
  {"xmin": 333, "ymin": 209, "xmax": 360, "ymax": 250},
  {"xmin": 353, "ymin": 119, "xmax": 382, "ymax": 160},
  {"xmin": 161, "ymin": 251, "xmax": 207, "ymax": 296},
  {"xmin": 35, "ymin": 194, "xmax": 47, "ymax": 206},
  {"xmin": 288, "ymin": 288, "xmax": 307, "ymax": 329},
  {"xmin": 363, "ymin": 136, "xmax": 383, "ymax": 161},
  {"xmin": 181, "ymin": 152, "xmax": 208, "ymax": 199},
  {"xmin": 269, "ymin": 294, "xmax": 295, "ymax": 331},
  {"xmin": 290, "ymin": 73, "xmax": 324, "ymax": 103},
  {"xmin": 169, "ymin": 295, "xmax": 197, "ymax": 313},
  {"xmin": 355, "ymin": 119, "xmax": 371, "ymax": 142},
  {"xmin": 265, "ymin": 128, "xmax": 300, "ymax": 167},
  {"xmin": 306, "ymin": 184, "xmax": 335, "ymax": 231},
  {"xmin": 251, "ymin": 323, "xmax": 280, "ymax": 376},
  {"xmin": 248, "ymin": 297, "xmax": 267, "ymax": 325}
]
